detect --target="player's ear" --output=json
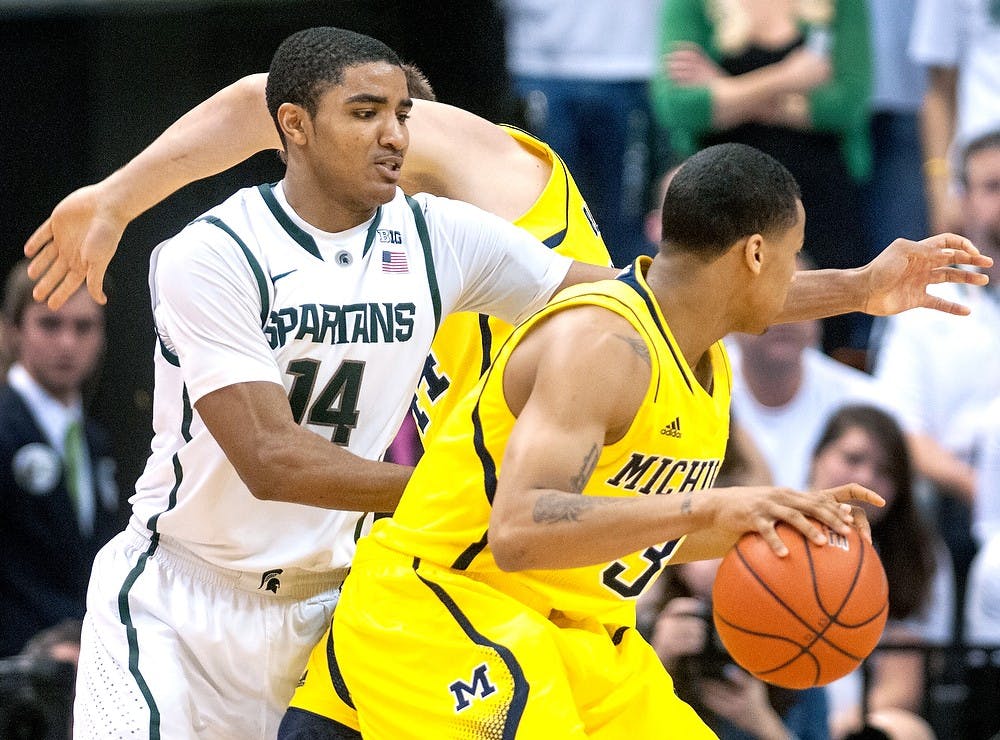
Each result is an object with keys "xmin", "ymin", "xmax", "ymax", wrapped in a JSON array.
[
  {"xmin": 742, "ymin": 234, "xmax": 764, "ymax": 276},
  {"xmin": 276, "ymin": 102, "xmax": 310, "ymax": 146}
]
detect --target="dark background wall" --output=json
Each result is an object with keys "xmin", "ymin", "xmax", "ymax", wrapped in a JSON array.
[{"xmin": 1, "ymin": 0, "xmax": 517, "ymax": 495}]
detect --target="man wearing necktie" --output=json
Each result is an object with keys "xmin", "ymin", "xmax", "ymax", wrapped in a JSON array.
[{"xmin": 0, "ymin": 260, "xmax": 121, "ymax": 658}]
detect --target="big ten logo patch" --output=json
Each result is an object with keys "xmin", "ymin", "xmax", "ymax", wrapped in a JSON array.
[{"xmin": 377, "ymin": 229, "xmax": 403, "ymax": 244}]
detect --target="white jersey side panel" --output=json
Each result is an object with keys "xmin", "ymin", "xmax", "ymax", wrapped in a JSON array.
[{"xmin": 132, "ymin": 184, "xmax": 569, "ymax": 573}]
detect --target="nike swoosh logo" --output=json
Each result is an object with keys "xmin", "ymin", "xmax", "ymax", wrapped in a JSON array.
[{"xmin": 271, "ymin": 269, "xmax": 297, "ymax": 283}]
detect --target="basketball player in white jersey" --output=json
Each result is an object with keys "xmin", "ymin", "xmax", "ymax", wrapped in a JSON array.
[{"xmin": 65, "ymin": 28, "xmax": 617, "ymax": 740}]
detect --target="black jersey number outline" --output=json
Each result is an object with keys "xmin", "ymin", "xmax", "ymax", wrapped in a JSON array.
[
  {"xmin": 286, "ymin": 358, "xmax": 365, "ymax": 445},
  {"xmin": 411, "ymin": 351, "xmax": 451, "ymax": 434},
  {"xmin": 601, "ymin": 542, "xmax": 674, "ymax": 598}
]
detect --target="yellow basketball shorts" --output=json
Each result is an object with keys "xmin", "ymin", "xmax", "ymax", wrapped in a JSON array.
[
  {"xmin": 314, "ymin": 539, "xmax": 716, "ymax": 739},
  {"xmin": 285, "ymin": 619, "xmax": 362, "ymax": 735}
]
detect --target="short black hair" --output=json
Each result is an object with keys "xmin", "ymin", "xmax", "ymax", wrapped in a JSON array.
[
  {"xmin": 660, "ymin": 143, "xmax": 801, "ymax": 260},
  {"xmin": 265, "ymin": 27, "xmax": 404, "ymax": 144},
  {"xmin": 960, "ymin": 128, "xmax": 1000, "ymax": 188}
]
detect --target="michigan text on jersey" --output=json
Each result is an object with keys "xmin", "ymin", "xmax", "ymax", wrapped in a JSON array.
[{"xmin": 606, "ymin": 454, "xmax": 723, "ymax": 495}]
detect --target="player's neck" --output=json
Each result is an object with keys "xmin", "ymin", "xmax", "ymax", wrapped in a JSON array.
[
  {"xmin": 645, "ymin": 255, "xmax": 730, "ymax": 372},
  {"xmin": 280, "ymin": 172, "xmax": 379, "ymax": 234}
]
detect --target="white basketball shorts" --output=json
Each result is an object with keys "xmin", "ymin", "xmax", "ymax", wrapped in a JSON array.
[{"xmin": 74, "ymin": 523, "xmax": 344, "ymax": 739}]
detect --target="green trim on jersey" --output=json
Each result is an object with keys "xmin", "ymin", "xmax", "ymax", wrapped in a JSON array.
[
  {"xmin": 405, "ymin": 195, "xmax": 441, "ymax": 331},
  {"xmin": 257, "ymin": 180, "xmax": 385, "ymax": 261},
  {"xmin": 197, "ymin": 215, "xmax": 270, "ymax": 327},
  {"xmin": 353, "ymin": 513, "xmax": 368, "ymax": 544},
  {"xmin": 362, "ymin": 206, "xmax": 384, "ymax": 257},
  {"xmin": 147, "ymin": 448, "xmax": 185, "ymax": 535},
  {"xmin": 157, "ymin": 336, "xmax": 180, "ymax": 367},
  {"xmin": 145, "ymin": 388, "xmax": 191, "ymax": 533},
  {"xmin": 258, "ymin": 183, "xmax": 322, "ymax": 260},
  {"xmin": 180, "ymin": 385, "xmax": 193, "ymax": 443}
]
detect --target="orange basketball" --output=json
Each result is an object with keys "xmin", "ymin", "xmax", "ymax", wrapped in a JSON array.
[{"xmin": 711, "ymin": 521, "xmax": 888, "ymax": 689}]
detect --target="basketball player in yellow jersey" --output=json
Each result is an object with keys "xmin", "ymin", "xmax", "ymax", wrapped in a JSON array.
[
  {"xmin": 411, "ymin": 125, "xmax": 612, "ymax": 446},
  {"xmin": 322, "ymin": 144, "xmax": 887, "ymax": 738}
]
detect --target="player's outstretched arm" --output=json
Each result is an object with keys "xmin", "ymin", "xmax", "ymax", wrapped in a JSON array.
[
  {"xmin": 486, "ymin": 306, "xmax": 876, "ymax": 571},
  {"xmin": 776, "ymin": 233, "xmax": 992, "ymax": 324},
  {"xmin": 24, "ymin": 63, "xmax": 574, "ymax": 310},
  {"xmin": 24, "ymin": 73, "xmax": 279, "ymax": 310},
  {"xmin": 400, "ymin": 99, "xmax": 553, "ymax": 222}
]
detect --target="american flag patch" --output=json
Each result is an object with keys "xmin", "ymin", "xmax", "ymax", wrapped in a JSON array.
[{"xmin": 382, "ymin": 250, "xmax": 408, "ymax": 273}]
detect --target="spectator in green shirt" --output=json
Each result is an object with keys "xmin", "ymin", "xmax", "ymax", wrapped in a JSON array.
[{"xmin": 650, "ymin": 0, "xmax": 873, "ymax": 359}]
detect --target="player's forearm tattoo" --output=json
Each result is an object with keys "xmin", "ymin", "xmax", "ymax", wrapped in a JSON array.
[
  {"xmin": 533, "ymin": 493, "xmax": 597, "ymax": 523},
  {"xmin": 680, "ymin": 491, "xmax": 693, "ymax": 515},
  {"xmin": 615, "ymin": 334, "xmax": 651, "ymax": 367},
  {"xmin": 532, "ymin": 443, "xmax": 601, "ymax": 523},
  {"xmin": 568, "ymin": 443, "xmax": 599, "ymax": 493}
]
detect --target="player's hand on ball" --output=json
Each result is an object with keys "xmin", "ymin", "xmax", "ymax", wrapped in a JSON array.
[
  {"xmin": 765, "ymin": 484, "xmax": 884, "ymax": 556},
  {"xmin": 712, "ymin": 519, "xmax": 889, "ymax": 688},
  {"xmin": 710, "ymin": 484, "xmax": 884, "ymax": 557}
]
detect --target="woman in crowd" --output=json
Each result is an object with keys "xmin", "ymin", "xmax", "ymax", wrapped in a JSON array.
[{"xmin": 808, "ymin": 405, "xmax": 954, "ymax": 738}]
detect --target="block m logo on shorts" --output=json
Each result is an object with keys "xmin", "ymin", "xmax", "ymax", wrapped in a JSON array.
[{"xmin": 448, "ymin": 663, "xmax": 497, "ymax": 712}]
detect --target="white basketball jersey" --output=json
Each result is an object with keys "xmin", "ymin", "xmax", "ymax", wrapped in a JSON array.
[{"xmin": 133, "ymin": 183, "xmax": 570, "ymax": 573}]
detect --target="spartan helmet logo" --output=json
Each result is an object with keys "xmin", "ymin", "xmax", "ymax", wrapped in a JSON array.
[
  {"xmin": 259, "ymin": 569, "xmax": 284, "ymax": 593},
  {"xmin": 335, "ymin": 250, "xmax": 352, "ymax": 266}
]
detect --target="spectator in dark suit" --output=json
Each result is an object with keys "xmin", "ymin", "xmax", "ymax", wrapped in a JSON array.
[{"xmin": 0, "ymin": 260, "xmax": 120, "ymax": 657}]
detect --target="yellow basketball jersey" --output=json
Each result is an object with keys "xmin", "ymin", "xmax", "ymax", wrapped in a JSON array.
[
  {"xmin": 372, "ymin": 257, "xmax": 732, "ymax": 624},
  {"xmin": 411, "ymin": 126, "xmax": 612, "ymax": 450}
]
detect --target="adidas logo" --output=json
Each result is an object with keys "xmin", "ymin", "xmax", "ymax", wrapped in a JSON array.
[{"xmin": 660, "ymin": 417, "xmax": 682, "ymax": 438}]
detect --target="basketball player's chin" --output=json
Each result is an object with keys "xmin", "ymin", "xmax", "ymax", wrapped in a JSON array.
[
  {"xmin": 370, "ymin": 177, "xmax": 399, "ymax": 204},
  {"xmin": 733, "ymin": 309, "xmax": 774, "ymax": 336},
  {"xmin": 754, "ymin": 310, "xmax": 786, "ymax": 335}
]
